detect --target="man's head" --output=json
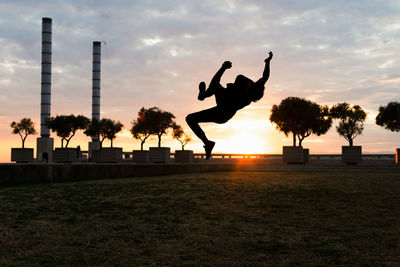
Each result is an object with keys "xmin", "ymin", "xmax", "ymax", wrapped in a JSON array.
[{"xmin": 234, "ymin": 75, "xmax": 265, "ymax": 102}]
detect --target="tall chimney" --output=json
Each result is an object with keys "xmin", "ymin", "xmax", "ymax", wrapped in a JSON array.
[
  {"xmin": 92, "ymin": 41, "xmax": 101, "ymax": 141},
  {"xmin": 40, "ymin": 17, "xmax": 52, "ymax": 137},
  {"xmin": 36, "ymin": 17, "xmax": 54, "ymax": 162}
]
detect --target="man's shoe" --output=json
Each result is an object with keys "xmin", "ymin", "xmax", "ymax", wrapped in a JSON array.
[
  {"xmin": 204, "ymin": 141, "xmax": 215, "ymax": 160},
  {"xmin": 198, "ymin": 82, "xmax": 206, "ymax": 101}
]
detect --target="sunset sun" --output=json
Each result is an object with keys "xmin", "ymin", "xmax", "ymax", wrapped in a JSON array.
[{"xmin": 217, "ymin": 132, "xmax": 268, "ymax": 154}]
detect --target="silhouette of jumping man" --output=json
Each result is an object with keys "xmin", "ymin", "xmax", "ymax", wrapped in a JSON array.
[{"xmin": 186, "ymin": 51, "xmax": 273, "ymax": 159}]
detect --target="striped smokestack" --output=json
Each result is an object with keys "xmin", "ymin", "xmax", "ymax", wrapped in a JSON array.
[
  {"xmin": 92, "ymin": 41, "xmax": 101, "ymax": 141},
  {"xmin": 40, "ymin": 17, "xmax": 52, "ymax": 137}
]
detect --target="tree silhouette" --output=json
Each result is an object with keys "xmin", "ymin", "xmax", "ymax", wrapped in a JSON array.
[
  {"xmin": 376, "ymin": 102, "xmax": 400, "ymax": 132},
  {"xmin": 102, "ymin": 119, "xmax": 123, "ymax": 148},
  {"xmin": 85, "ymin": 118, "xmax": 123, "ymax": 148},
  {"xmin": 47, "ymin": 115, "xmax": 89, "ymax": 148},
  {"xmin": 270, "ymin": 97, "xmax": 332, "ymax": 146},
  {"xmin": 147, "ymin": 107, "xmax": 175, "ymax": 148},
  {"xmin": 84, "ymin": 119, "xmax": 102, "ymax": 145},
  {"xmin": 330, "ymin": 102, "xmax": 367, "ymax": 146},
  {"xmin": 172, "ymin": 123, "xmax": 192, "ymax": 150},
  {"xmin": 130, "ymin": 107, "xmax": 153, "ymax": 150},
  {"xmin": 10, "ymin": 118, "xmax": 36, "ymax": 148}
]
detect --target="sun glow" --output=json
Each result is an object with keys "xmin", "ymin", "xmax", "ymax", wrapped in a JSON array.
[{"xmin": 216, "ymin": 132, "xmax": 269, "ymax": 154}]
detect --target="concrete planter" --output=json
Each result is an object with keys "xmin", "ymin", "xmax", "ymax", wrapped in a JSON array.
[
  {"xmin": 132, "ymin": 150, "xmax": 150, "ymax": 163},
  {"xmin": 53, "ymin": 148, "xmax": 78, "ymax": 163},
  {"xmin": 175, "ymin": 150, "xmax": 194, "ymax": 163},
  {"xmin": 283, "ymin": 146, "xmax": 308, "ymax": 164},
  {"xmin": 11, "ymin": 148, "xmax": 34, "ymax": 163},
  {"xmin": 303, "ymin": 148, "xmax": 310, "ymax": 163},
  {"xmin": 396, "ymin": 148, "xmax": 400, "ymax": 164},
  {"xmin": 92, "ymin": 147, "xmax": 123, "ymax": 163},
  {"xmin": 150, "ymin": 147, "xmax": 171, "ymax": 163},
  {"xmin": 342, "ymin": 146, "xmax": 362, "ymax": 165}
]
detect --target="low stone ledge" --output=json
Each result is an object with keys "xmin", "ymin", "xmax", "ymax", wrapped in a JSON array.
[{"xmin": 0, "ymin": 163, "xmax": 238, "ymax": 185}]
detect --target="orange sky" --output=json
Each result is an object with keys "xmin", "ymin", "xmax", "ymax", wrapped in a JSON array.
[{"xmin": 1, "ymin": 103, "xmax": 398, "ymax": 163}]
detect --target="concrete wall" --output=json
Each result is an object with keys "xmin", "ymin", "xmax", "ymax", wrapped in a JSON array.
[{"xmin": 0, "ymin": 163, "xmax": 237, "ymax": 185}]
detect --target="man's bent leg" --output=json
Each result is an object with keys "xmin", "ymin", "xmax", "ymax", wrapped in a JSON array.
[
  {"xmin": 186, "ymin": 107, "xmax": 220, "ymax": 144},
  {"xmin": 186, "ymin": 107, "xmax": 231, "ymax": 159}
]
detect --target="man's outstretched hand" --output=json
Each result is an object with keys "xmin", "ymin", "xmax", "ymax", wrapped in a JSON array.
[
  {"xmin": 222, "ymin": 61, "xmax": 232, "ymax": 69},
  {"xmin": 265, "ymin": 51, "xmax": 273, "ymax": 62}
]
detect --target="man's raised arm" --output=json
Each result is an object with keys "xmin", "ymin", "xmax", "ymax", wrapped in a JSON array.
[
  {"xmin": 256, "ymin": 51, "xmax": 273, "ymax": 85},
  {"xmin": 210, "ymin": 61, "xmax": 232, "ymax": 87}
]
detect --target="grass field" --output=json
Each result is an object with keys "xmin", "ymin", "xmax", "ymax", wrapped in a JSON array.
[{"xmin": 1, "ymin": 170, "xmax": 399, "ymax": 265}]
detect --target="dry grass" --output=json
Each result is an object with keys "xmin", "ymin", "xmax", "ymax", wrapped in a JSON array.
[{"xmin": 0, "ymin": 170, "xmax": 399, "ymax": 266}]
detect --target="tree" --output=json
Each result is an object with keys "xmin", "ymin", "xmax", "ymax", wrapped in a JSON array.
[
  {"xmin": 147, "ymin": 107, "xmax": 176, "ymax": 148},
  {"xmin": 172, "ymin": 123, "xmax": 192, "ymax": 150},
  {"xmin": 330, "ymin": 102, "xmax": 367, "ymax": 146},
  {"xmin": 270, "ymin": 97, "xmax": 332, "ymax": 146},
  {"xmin": 85, "ymin": 118, "xmax": 123, "ymax": 148},
  {"xmin": 84, "ymin": 119, "xmax": 102, "ymax": 144},
  {"xmin": 10, "ymin": 118, "xmax": 36, "ymax": 148},
  {"xmin": 102, "ymin": 119, "xmax": 123, "ymax": 148},
  {"xmin": 376, "ymin": 102, "xmax": 400, "ymax": 132},
  {"xmin": 130, "ymin": 107, "xmax": 153, "ymax": 151},
  {"xmin": 47, "ymin": 115, "xmax": 89, "ymax": 148}
]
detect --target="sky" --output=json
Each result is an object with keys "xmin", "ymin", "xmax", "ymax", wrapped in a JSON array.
[{"xmin": 0, "ymin": 0, "xmax": 400, "ymax": 162}]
